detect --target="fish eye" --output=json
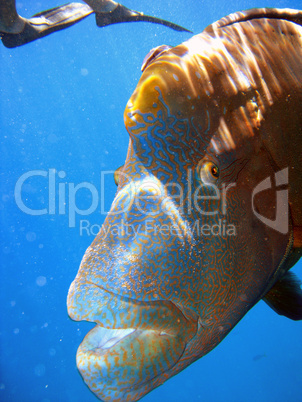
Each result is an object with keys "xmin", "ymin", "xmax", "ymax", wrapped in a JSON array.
[{"xmin": 197, "ymin": 160, "xmax": 220, "ymax": 184}]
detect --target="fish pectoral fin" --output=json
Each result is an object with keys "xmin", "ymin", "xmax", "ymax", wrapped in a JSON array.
[{"xmin": 263, "ymin": 272, "xmax": 302, "ymax": 321}]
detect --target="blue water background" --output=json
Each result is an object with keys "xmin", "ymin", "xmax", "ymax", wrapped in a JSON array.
[{"xmin": 1, "ymin": 1, "xmax": 302, "ymax": 401}]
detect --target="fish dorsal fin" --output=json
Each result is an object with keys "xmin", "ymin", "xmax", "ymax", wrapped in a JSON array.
[
  {"xmin": 263, "ymin": 272, "xmax": 302, "ymax": 321},
  {"xmin": 205, "ymin": 8, "xmax": 302, "ymax": 33}
]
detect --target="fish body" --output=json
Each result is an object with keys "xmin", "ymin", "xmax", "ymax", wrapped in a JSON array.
[{"xmin": 67, "ymin": 8, "xmax": 302, "ymax": 401}]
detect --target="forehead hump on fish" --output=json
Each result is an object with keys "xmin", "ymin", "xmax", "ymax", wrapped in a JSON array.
[
  {"xmin": 124, "ymin": 34, "xmax": 262, "ymax": 166},
  {"xmin": 125, "ymin": 45, "xmax": 214, "ymax": 163}
]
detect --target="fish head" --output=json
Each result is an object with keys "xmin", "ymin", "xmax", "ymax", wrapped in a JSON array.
[{"xmin": 67, "ymin": 31, "xmax": 293, "ymax": 401}]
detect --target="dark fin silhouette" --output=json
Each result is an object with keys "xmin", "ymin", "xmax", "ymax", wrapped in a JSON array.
[
  {"xmin": 1, "ymin": 3, "xmax": 93, "ymax": 48},
  {"xmin": 263, "ymin": 271, "xmax": 302, "ymax": 321},
  {"xmin": 0, "ymin": 0, "xmax": 24, "ymax": 34},
  {"xmin": 1, "ymin": 1, "xmax": 191, "ymax": 48},
  {"xmin": 95, "ymin": 3, "xmax": 192, "ymax": 32}
]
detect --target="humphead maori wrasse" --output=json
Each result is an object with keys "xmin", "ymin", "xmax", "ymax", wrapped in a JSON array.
[{"xmin": 67, "ymin": 8, "xmax": 302, "ymax": 401}]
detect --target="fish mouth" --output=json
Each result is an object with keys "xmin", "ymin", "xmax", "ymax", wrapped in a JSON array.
[{"xmin": 67, "ymin": 279, "xmax": 198, "ymax": 401}]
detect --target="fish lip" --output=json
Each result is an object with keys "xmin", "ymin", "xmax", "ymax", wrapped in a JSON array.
[
  {"xmin": 92, "ymin": 326, "xmax": 137, "ymax": 350},
  {"xmin": 67, "ymin": 278, "xmax": 198, "ymax": 335},
  {"xmin": 80, "ymin": 325, "xmax": 177, "ymax": 354},
  {"xmin": 76, "ymin": 323, "xmax": 188, "ymax": 401},
  {"xmin": 69, "ymin": 280, "xmax": 199, "ymax": 400}
]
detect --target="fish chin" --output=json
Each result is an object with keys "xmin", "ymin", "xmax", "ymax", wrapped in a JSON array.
[{"xmin": 77, "ymin": 324, "xmax": 187, "ymax": 402}]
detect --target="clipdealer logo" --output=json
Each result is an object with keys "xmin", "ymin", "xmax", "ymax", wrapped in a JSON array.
[
  {"xmin": 14, "ymin": 167, "xmax": 289, "ymax": 235},
  {"xmin": 14, "ymin": 169, "xmax": 114, "ymax": 227},
  {"xmin": 252, "ymin": 167, "xmax": 288, "ymax": 234}
]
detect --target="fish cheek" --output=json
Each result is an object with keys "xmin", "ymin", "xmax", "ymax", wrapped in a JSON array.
[{"xmin": 225, "ymin": 151, "xmax": 290, "ymax": 294}]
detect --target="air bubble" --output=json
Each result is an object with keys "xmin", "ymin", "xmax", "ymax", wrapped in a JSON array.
[
  {"xmin": 34, "ymin": 364, "xmax": 46, "ymax": 377},
  {"xmin": 26, "ymin": 232, "xmax": 36, "ymax": 242},
  {"xmin": 36, "ymin": 276, "xmax": 47, "ymax": 287},
  {"xmin": 81, "ymin": 68, "xmax": 88, "ymax": 76}
]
